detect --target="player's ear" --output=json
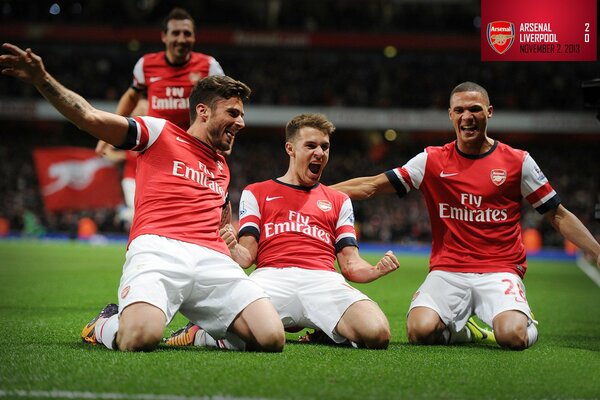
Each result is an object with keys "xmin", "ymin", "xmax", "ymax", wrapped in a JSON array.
[
  {"xmin": 487, "ymin": 105, "xmax": 493, "ymax": 118},
  {"xmin": 161, "ymin": 31, "xmax": 167, "ymax": 44},
  {"xmin": 196, "ymin": 103, "xmax": 209, "ymax": 122},
  {"xmin": 285, "ymin": 141, "xmax": 294, "ymax": 156}
]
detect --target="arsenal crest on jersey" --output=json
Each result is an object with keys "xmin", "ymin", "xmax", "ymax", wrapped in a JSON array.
[
  {"xmin": 317, "ymin": 200, "xmax": 332, "ymax": 212},
  {"xmin": 490, "ymin": 169, "xmax": 507, "ymax": 186},
  {"xmin": 487, "ymin": 21, "xmax": 515, "ymax": 54}
]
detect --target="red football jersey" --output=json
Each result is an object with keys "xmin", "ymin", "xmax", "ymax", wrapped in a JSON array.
[
  {"xmin": 386, "ymin": 140, "xmax": 560, "ymax": 277},
  {"xmin": 127, "ymin": 116, "xmax": 230, "ymax": 255},
  {"xmin": 238, "ymin": 179, "xmax": 358, "ymax": 272},
  {"xmin": 132, "ymin": 51, "xmax": 224, "ymax": 130},
  {"xmin": 122, "ymin": 151, "xmax": 137, "ymax": 180}
]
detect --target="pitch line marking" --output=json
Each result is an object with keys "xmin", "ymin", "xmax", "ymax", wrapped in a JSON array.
[
  {"xmin": 0, "ymin": 389, "xmax": 275, "ymax": 400},
  {"xmin": 576, "ymin": 254, "xmax": 600, "ymax": 288}
]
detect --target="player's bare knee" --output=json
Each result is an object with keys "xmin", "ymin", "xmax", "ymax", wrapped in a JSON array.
[
  {"xmin": 407, "ymin": 318, "xmax": 439, "ymax": 344},
  {"xmin": 363, "ymin": 324, "xmax": 390, "ymax": 349},
  {"xmin": 117, "ymin": 326, "xmax": 162, "ymax": 352},
  {"xmin": 256, "ymin": 329, "xmax": 285, "ymax": 352},
  {"xmin": 495, "ymin": 325, "xmax": 528, "ymax": 350},
  {"xmin": 493, "ymin": 311, "xmax": 529, "ymax": 350}
]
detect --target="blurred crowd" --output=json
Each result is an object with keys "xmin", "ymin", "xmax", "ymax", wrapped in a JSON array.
[
  {"xmin": 1, "ymin": 0, "xmax": 598, "ymax": 111},
  {"xmin": 1, "ymin": 0, "xmax": 481, "ymax": 33},
  {"xmin": 1, "ymin": 121, "xmax": 598, "ymax": 248},
  {"xmin": 0, "ymin": 44, "xmax": 596, "ymax": 112}
]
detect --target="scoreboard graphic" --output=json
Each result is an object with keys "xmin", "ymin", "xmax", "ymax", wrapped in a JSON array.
[{"xmin": 481, "ymin": 0, "xmax": 597, "ymax": 61}]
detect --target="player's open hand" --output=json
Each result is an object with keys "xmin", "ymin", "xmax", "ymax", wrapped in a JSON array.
[
  {"xmin": 376, "ymin": 250, "xmax": 400, "ymax": 276},
  {"xmin": 219, "ymin": 224, "xmax": 238, "ymax": 249},
  {"xmin": 0, "ymin": 43, "xmax": 48, "ymax": 85}
]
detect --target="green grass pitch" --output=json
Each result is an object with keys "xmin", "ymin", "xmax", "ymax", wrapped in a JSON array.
[{"xmin": 0, "ymin": 241, "xmax": 599, "ymax": 400}]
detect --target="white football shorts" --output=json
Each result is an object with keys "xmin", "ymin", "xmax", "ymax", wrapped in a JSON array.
[
  {"xmin": 117, "ymin": 178, "xmax": 136, "ymax": 224},
  {"xmin": 250, "ymin": 267, "xmax": 370, "ymax": 343},
  {"xmin": 118, "ymin": 234, "xmax": 268, "ymax": 339},
  {"xmin": 409, "ymin": 270, "xmax": 534, "ymax": 332},
  {"xmin": 121, "ymin": 177, "xmax": 135, "ymax": 210}
]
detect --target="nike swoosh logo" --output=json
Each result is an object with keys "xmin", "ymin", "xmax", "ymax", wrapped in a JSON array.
[
  {"xmin": 176, "ymin": 136, "xmax": 190, "ymax": 144},
  {"xmin": 440, "ymin": 171, "xmax": 458, "ymax": 178},
  {"xmin": 266, "ymin": 196, "xmax": 283, "ymax": 201},
  {"xmin": 149, "ymin": 76, "xmax": 162, "ymax": 83}
]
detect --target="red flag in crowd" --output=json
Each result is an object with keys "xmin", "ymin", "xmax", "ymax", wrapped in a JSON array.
[{"xmin": 33, "ymin": 147, "xmax": 123, "ymax": 212}]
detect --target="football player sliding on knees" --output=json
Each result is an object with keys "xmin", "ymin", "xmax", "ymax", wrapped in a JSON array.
[
  {"xmin": 165, "ymin": 113, "xmax": 400, "ymax": 350},
  {"xmin": 0, "ymin": 43, "xmax": 285, "ymax": 353}
]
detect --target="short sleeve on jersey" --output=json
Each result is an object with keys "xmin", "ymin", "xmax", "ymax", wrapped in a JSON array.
[
  {"xmin": 239, "ymin": 225, "xmax": 260, "ymax": 241},
  {"xmin": 335, "ymin": 236, "xmax": 358, "ymax": 253},
  {"xmin": 385, "ymin": 170, "xmax": 408, "ymax": 197},
  {"xmin": 115, "ymin": 117, "xmax": 139, "ymax": 150}
]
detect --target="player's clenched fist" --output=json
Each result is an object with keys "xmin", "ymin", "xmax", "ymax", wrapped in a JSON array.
[
  {"xmin": 219, "ymin": 223, "xmax": 237, "ymax": 249},
  {"xmin": 376, "ymin": 250, "xmax": 400, "ymax": 276}
]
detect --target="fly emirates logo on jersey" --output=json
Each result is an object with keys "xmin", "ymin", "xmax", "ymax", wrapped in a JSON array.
[
  {"xmin": 264, "ymin": 210, "xmax": 331, "ymax": 244},
  {"xmin": 172, "ymin": 160, "xmax": 225, "ymax": 198},
  {"xmin": 152, "ymin": 87, "xmax": 189, "ymax": 111},
  {"xmin": 439, "ymin": 193, "xmax": 508, "ymax": 222}
]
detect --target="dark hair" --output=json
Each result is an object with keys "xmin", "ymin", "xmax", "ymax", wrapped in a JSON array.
[
  {"xmin": 188, "ymin": 75, "xmax": 251, "ymax": 123},
  {"xmin": 162, "ymin": 8, "xmax": 194, "ymax": 32},
  {"xmin": 450, "ymin": 81, "xmax": 490, "ymax": 105},
  {"xmin": 285, "ymin": 113, "xmax": 336, "ymax": 142}
]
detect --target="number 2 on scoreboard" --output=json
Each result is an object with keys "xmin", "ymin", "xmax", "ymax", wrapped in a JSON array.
[{"xmin": 584, "ymin": 23, "xmax": 590, "ymax": 43}]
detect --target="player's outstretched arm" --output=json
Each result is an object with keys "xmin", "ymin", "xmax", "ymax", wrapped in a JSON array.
[
  {"xmin": 0, "ymin": 43, "xmax": 128, "ymax": 147},
  {"xmin": 545, "ymin": 204, "xmax": 600, "ymax": 268},
  {"xmin": 337, "ymin": 247, "xmax": 399, "ymax": 283},
  {"xmin": 331, "ymin": 173, "xmax": 395, "ymax": 200}
]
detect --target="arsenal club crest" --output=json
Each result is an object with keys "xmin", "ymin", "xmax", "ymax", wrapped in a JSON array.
[
  {"xmin": 487, "ymin": 21, "xmax": 515, "ymax": 54},
  {"xmin": 317, "ymin": 200, "xmax": 332, "ymax": 212},
  {"xmin": 490, "ymin": 169, "xmax": 507, "ymax": 186}
]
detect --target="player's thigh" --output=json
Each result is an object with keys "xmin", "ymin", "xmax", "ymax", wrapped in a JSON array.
[
  {"xmin": 119, "ymin": 301, "xmax": 166, "ymax": 341},
  {"xmin": 407, "ymin": 306, "xmax": 445, "ymax": 333},
  {"xmin": 229, "ymin": 297, "xmax": 283, "ymax": 341},
  {"xmin": 408, "ymin": 271, "xmax": 473, "ymax": 330},
  {"xmin": 472, "ymin": 272, "xmax": 534, "ymax": 327},
  {"xmin": 298, "ymin": 270, "xmax": 371, "ymax": 343},
  {"xmin": 249, "ymin": 267, "xmax": 303, "ymax": 327},
  {"xmin": 181, "ymin": 247, "xmax": 270, "ymax": 340},
  {"xmin": 492, "ymin": 309, "xmax": 528, "ymax": 335},
  {"xmin": 119, "ymin": 235, "xmax": 194, "ymax": 324},
  {"xmin": 336, "ymin": 299, "xmax": 390, "ymax": 338}
]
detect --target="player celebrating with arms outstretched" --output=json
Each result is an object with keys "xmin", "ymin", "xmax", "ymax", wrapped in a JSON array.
[
  {"xmin": 332, "ymin": 82, "xmax": 600, "ymax": 350},
  {"xmin": 0, "ymin": 43, "xmax": 284, "ymax": 353}
]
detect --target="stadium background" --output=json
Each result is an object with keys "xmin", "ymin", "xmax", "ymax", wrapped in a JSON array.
[{"xmin": 0, "ymin": 0, "xmax": 598, "ymax": 250}]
